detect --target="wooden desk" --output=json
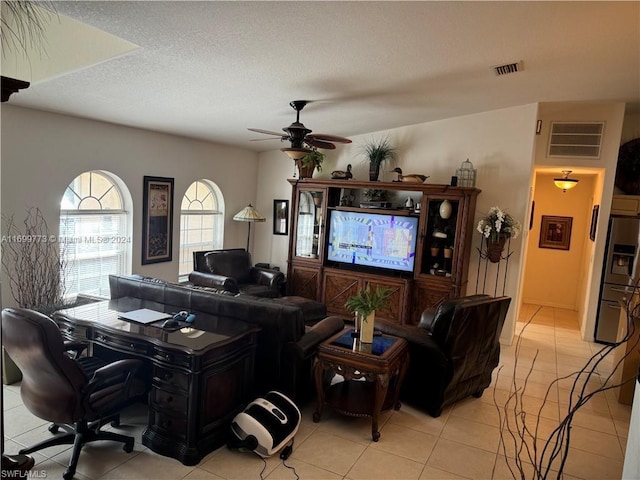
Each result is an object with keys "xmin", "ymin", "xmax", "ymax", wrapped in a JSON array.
[
  {"xmin": 53, "ymin": 300, "xmax": 259, "ymax": 465},
  {"xmin": 313, "ymin": 328, "xmax": 409, "ymax": 441}
]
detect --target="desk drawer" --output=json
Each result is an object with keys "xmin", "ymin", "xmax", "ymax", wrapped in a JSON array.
[
  {"xmin": 94, "ymin": 332, "xmax": 149, "ymax": 356},
  {"xmin": 152, "ymin": 347, "xmax": 191, "ymax": 369},
  {"xmin": 151, "ymin": 388, "xmax": 188, "ymax": 414},
  {"xmin": 150, "ymin": 411, "xmax": 188, "ymax": 438},
  {"xmin": 153, "ymin": 366, "xmax": 189, "ymax": 391},
  {"xmin": 56, "ymin": 320, "xmax": 89, "ymax": 342}
]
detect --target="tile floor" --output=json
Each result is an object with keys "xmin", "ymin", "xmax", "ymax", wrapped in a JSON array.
[{"xmin": 2, "ymin": 304, "xmax": 633, "ymax": 480}]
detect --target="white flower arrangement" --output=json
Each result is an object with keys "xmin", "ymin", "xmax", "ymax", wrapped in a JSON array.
[{"xmin": 477, "ymin": 206, "xmax": 521, "ymax": 242}]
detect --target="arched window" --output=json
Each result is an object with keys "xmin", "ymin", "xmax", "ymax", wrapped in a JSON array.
[
  {"xmin": 179, "ymin": 180, "xmax": 224, "ymax": 277},
  {"xmin": 60, "ymin": 171, "xmax": 131, "ymax": 298}
]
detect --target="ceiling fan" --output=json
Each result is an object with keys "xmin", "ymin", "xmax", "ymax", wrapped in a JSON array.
[{"xmin": 249, "ymin": 100, "xmax": 352, "ymax": 159}]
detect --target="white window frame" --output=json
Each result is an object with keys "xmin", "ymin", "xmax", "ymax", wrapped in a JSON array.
[
  {"xmin": 59, "ymin": 171, "xmax": 131, "ymax": 299},
  {"xmin": 179, "ymin": 180, "xmax": 224, "ymax": 280}
]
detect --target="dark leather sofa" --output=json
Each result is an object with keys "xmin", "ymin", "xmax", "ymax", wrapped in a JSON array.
[
  {"xmin": 108, "ymin": 274, "xmax": 343, "ymax": 401},
  {"xmin": 190, "ymin": 249, "xmax": 285, "ymax": 298},
  {"xmin": 376, "ymin": 294, "xmax": 511, "ymax": 417}
]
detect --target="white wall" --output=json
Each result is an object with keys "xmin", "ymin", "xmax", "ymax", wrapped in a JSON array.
[
  {"xmin": 0, "ymin": 105, "xmax": 259, "ymax": 305},
  {"xmin": 255, "ymin": 104, "xmax": 540, "ymax": 343}
]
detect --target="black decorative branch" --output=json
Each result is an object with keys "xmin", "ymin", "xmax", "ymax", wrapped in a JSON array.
[
  {"xmin": 1, "ymin": 207, "xmax": 69, "ymax": 315},
  {"xmin": 1, "ymin": 0, "xmax": 57, "ymax": 58},
  {"xmin": 495, "ymin": 285, "xmax": 639, "ymax": 479}
]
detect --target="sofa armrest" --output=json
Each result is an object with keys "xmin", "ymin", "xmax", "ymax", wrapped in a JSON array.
[
  {"xmin": 188, "ymin": 271, "xmax": 240, "ymax": 293},
  {"xmin": 250, "ymin": 267, "xmax": 286, "ymax": 289},
  {"xmin": 291, "ymin": 316, "xmax": 344, "ymax": 360},
  {"xmin": 376, "ymin": 320, "xmax": 448, "ymax": 370}
]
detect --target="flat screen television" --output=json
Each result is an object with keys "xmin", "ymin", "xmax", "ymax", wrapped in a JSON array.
[{"xmin": 326, "ymin": 210, "xmax": 418, "ymax": 274}]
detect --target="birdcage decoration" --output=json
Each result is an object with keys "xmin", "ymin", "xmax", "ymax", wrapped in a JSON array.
[{"xmin": 456, "ymin": 159, "xmax": 477, "ymax": 187}]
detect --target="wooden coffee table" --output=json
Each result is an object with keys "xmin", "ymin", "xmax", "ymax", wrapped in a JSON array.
[{"xmin": 313, "ymin": 328, "xmax": 409, "ymax": 441}]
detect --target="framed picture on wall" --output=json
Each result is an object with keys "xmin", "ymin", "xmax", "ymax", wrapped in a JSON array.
[
  {"xmin": 142, "ymin": 176, "xmax": 174, "ymax": 264},
  {"xmin": 273, "ymin": 199, "xmax": 289, "ymax": 235},
  {"xmin": 539, "ymin": 215, "xmax": 572, "ymax": 250}
]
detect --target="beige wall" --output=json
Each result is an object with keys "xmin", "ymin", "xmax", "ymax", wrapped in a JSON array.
[
  {"xmin": 256, "ymin": 101, "xmax": 627, "ymax": 343},
  {"xmin": 1, "ymin": 101, "xmax": 627, "ymax": 344},
  {"xmin": 256, "ymin": 104, "xmax": 540, "ymax": 343},
  {"xmin": 0, "ymin": 105, "xmax": 259, "ymax": 304},
  {"xmin": 522, "ymin": 173, "xmax": 596, "ymax": 309}
]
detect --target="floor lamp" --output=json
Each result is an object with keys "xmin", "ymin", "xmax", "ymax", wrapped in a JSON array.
[{"xmin": 233, "ymin": 204, "xmax": 266, "ymax": 253}]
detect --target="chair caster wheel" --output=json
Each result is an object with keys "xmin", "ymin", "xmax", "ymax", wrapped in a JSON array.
[
  {"xmin": 48, "ymin": 424, "xmax": 59, "ymax": 434},
  {"xmin": 63, "ymin": 469, "xmax": 75, "ymax": 480},
  {"xmin": 123, "ymin": 440, "xmax": 134, "ymax": 453},
  {"xmin": 111, "ymin": 419, "xmax": 120, "ymax": 428}
]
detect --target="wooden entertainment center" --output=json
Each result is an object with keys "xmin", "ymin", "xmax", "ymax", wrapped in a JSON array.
[{"xmin": 286, "ymin": 179, "xmax": 480, "ymax": 325}]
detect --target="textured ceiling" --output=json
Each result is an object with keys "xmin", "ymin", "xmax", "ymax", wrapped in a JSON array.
[{"xmin": 4, "ymin": 1, "xmax": 639, "ymax": 152}]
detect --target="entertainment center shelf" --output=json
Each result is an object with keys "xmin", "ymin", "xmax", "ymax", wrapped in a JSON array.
[{"xmin": 287, "ymin": 178, "xmax": 480, "ymax": 325}]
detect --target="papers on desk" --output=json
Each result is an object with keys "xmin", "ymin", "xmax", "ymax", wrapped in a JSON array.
[{"xmin": 118, "ymin": 308, "xmax": 171, "ymax": 324}]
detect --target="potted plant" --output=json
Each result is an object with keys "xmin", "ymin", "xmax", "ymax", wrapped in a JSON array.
[
  {"xmin": 361, "ymin": 136, "xmax": 397, "ymax": 181},
  {"xmin": 430, "ymin": 243, "xmax": 440, "ymax": 257},
  {"xmin": 344, "ymin": 284, "xmax": 393, "ymax": 343},
  {"xmin": 443, "ymin": 245, "xmax": 453, "ymax": 258},
  {"xmin": 297, "ymin": 148, "xmax": 325, "ymax": 179},
  {"xmin": 476, "ymin": 206, "xmax": 521, "ymax": 263}
]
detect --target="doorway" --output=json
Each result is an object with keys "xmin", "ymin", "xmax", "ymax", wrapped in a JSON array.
[{"xmin": 520, "ymin": 168, "xmax": 604, "ymax": 338}]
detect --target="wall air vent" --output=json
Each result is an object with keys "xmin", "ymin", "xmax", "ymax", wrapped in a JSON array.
[
  {"xmin": 547, "ymin": 122, "xmax": 604, "ymax": 158},
  {"xmin": 492, "ymin": 61, "xmax": 522, "ymax": 76}
]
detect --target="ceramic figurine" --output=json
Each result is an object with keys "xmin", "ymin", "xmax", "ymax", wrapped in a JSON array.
[
  {"xmin": 391, "ymin": 167, "xmax": 429, "ymax": 183},
  {"xmin": 331, "ymin": 164, "xmax": 353, "ymax": 180}
]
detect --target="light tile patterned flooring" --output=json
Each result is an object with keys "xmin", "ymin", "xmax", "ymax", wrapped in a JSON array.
[{"xmin": 2, "ymin": 304, "xmax": 633, "ymax": 479}]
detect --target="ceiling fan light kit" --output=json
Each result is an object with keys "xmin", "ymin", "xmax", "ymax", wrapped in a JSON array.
[
  {"xmin": 281, "ymin": 147, "xmax": 311, "ymax": 160},
  {"xmin": 249, "ymin": 100, "xmax": 351, "ymax": 162}
]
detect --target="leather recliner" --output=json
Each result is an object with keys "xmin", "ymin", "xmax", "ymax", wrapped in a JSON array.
[
  {"xmin": 190, "ymin": 249, "xmax": 285, "ymax": 297},
  {"xmin": 1, "ymin": 307, "xmax": 148, "ymax": 480},
  {"xmin": 376, "ymin": 295, "xmax": 511, "ymax": 417}
]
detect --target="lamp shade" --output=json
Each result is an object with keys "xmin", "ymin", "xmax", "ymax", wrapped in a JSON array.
[
  {"xmin": 281, "ymin": 147, "xmax": 312, "ymax": 160},
  {"xmin": 553, "ymin": 170, "xmax": 579, "ymax": 192},
  {"xmin": 233, "ymin": 204, "xmax": 265, "ymax": 252},
  {"xmin": 233, "ymin": 204, "xmax": 266, "ymax": 223}
]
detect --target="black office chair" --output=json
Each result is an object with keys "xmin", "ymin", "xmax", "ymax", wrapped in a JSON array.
[{"xmin": 1, "ymin": 307, "xmax": 148, "ymax": 480}]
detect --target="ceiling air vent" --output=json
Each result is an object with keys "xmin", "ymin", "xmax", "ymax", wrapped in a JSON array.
[
  {"xmin": 492, "ymin": 61, "xmax": 522, "ymax": 76},
  {"xmin": 547, "ymin": 122, "xmax": 604, "ymax": 158}
]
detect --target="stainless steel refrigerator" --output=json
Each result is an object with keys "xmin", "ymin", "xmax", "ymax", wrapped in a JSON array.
[{"xmin": 595, "ymin": 216, "xmax": 640, "ymax": 343}]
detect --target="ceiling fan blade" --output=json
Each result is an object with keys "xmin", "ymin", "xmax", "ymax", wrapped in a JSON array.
[
  {"xmin": 250, "ymin": 138, "xmax": 282, "ymax": 142},
  {"xmin": 307, "ymin": 133, "xmax": 352, "ymax": 144},
  {"xmin": 305, "ymin": 138, "xmax": 336, "ymax": 150},
  {"xmin": 248, "ymin": 128, "xmax": 287, "ymax": 137}
]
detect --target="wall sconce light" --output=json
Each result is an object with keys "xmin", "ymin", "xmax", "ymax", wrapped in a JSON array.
[{"xmin": 553, "ymin": 170, "xmax": 579, "ymax": 192}]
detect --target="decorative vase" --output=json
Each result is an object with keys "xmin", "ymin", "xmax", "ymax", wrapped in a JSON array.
[
  {"xmin": 430, "ymin": 247, "xmax": 440, "ymax": 257},
  {"xmin": 359, "ymin": 311, "xmax": 375, "ymax": 343},
  {"xmin": 439, "ymin": 199, "xmax": 452, "ymax": 219},
  {"xmin": 369, "ymin": 163, "xmax": 380, "ymax": 181},
  {"xmin": 444, "ymin": 247, "xmax": 453, "ymax": 259},
  {"xmin": 486, "ymin": 235, "xmax": 507, "ymax": 263},
  {"xmin": 296, "ymin": 160, "xmax": 315, "ymax": 179}
]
